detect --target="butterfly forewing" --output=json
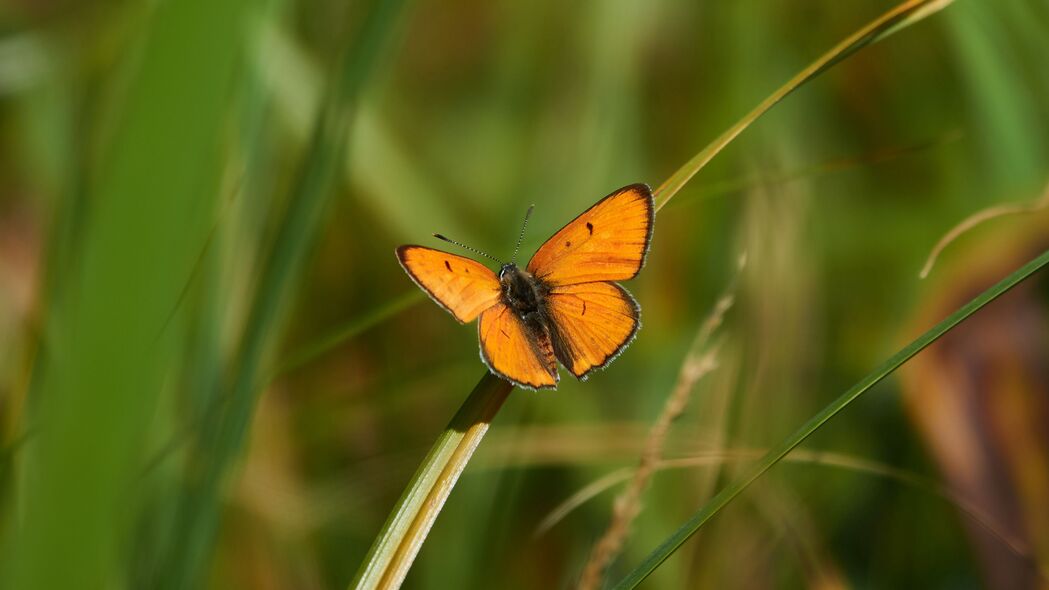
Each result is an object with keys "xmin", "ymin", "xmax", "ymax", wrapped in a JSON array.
[
  {"xmin": 546, "ymin": 282, "xmax": 640, "ymax": 378},
  {"xmin": 479, "ymin": 304, "xmax": 559, "ymax": 389},
  {"xmin": 396, "ymin": 246, "xmax": 500, "ymax": 323},
  {"xmin": 527, "ymin": 184, "xmax": 653, "ymax": 286}
]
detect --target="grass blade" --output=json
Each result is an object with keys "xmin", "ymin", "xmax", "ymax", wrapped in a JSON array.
[
  {"xmin": 3, "ymin": 0, "xmax": 252, "ymax": 586},
  {"xmin": 350, "ymin": 372, "xmax": 513, "ymax": 590},
  {"xmin": 271, "ymin": 290, "xmax": 422, "ymax": 380},
  {"xmin": 653, "ymin": 0, "xmax": 955, "ymax": 212},
  {"xmin": 613, "ymin": 246, "xmax": 1049, "ymax": 588}
]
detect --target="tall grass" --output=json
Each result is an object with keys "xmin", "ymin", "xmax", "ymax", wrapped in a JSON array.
[
  {"xmin": 158, "ymin": 2, "xmax": 410, "ymax": 588},
  {"xmin": 3, "ymin": 0, "xmax": 253, "ymax": 586}
]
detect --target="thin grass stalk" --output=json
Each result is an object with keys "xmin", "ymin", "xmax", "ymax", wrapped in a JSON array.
[
  {"xmin": 671, "ymin": 131, "xmax": 962, "ymax": 209},
  {"xmin": 577, "ymin": 258, "xmax": 741, "ymax": 589},
  {"xmin": 577, "ymin": 353, "xmax": 719, "ymax": 589},
  {"xmin": 613, "ymin": 246, "xmax": 1049, "ymax": 588},
  {"xmin": 652, "ymin": 0, "xmax": 955, "ymax": 212},
  {"xmin": 920, "ymin": 180, "xmax": 1049, "ymax": 278},
  {"xmin": 271, "ymin": 290, "xmax": 422, "ymax": 380},
  {"xmin": 352, "ymin": 1, "xmax": 956, "ymax": 586}
]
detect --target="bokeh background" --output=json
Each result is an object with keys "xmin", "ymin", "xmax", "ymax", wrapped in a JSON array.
[{"xmin": 1, "ymin": 0, "xmax": 1048, "ymax": 588}]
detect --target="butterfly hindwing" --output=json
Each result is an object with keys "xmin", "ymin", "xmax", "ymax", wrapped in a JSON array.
[
  {"xmin": 479, "ymin": 303, "xmax": 559, "ymax": 389},
  {"xmin": 396, "ymin": 245, "xmax": 500, "ymax": 323},
  {"xmin": 527, "ymin": 184, "xmax": 654, "ymax": 286},
  {"xmin": 545, "ymin": 282, "xmax": 640, "ymax": 378}
]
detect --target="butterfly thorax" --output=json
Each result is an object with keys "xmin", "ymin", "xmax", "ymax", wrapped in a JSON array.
[{"xmin": 498, "ymin": 263, "xmax": 549, "ymax": 318}]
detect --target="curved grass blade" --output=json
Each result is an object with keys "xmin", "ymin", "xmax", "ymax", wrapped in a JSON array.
[
  {"xmin": 653, "ymin": 0, "xmax": 955, "ymax": 212},
  {"xmin": 613, "ymin": 246, "xmax": 1049, "ymax": 588},
  {"xmin": 920, "ymin": 181, "xmax": 1049, "ymax": 278},
  {"xmin": 350, "ymin": 372, "xmax": 513, "ymax": 590}
]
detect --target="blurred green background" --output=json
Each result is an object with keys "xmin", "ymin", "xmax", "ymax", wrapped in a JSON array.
[{"xmin": 1, "ymin": 0, "xmax": 1048, "ymax": 588}]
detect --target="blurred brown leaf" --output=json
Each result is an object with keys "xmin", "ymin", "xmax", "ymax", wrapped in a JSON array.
[{"xmin": 903, "ymin": 210, "xmax": 1049, "ymax": 589}]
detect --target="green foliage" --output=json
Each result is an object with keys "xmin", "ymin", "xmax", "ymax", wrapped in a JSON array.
[{"xmin": 0, "ymin": 0, "xmax": 1047, "ymax": 589}]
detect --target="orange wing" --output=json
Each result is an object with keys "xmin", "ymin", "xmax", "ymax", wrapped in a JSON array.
[
  {"xmin": 478, "ymin": 303, "xmax": 558, "ymax": 389},
  {"xmin": 545, "ymin": 282, "xmax": 640, "ymax": 378},
  {"xmin": 527, "ymin": 184, "xmax": 653, "ymax": 286},
  {"xmin": 397, "ymin": 245, "xmax": 500, "ymax": 323}
]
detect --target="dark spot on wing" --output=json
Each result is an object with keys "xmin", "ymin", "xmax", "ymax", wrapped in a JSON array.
[
  {"xmin": 500, "ymin": 329, "xmax": 510, "ymax": 338},
  {"xmin": 582, "ymin": 301, "xmax": 587, "ymax": 316},
  {"xmin": 586, "ymin": 222, "xmax": 594, "ymax": 235},
  {"xmin": 565, "ymin": 240, "xmax": 571, "ymax": 248},
  {"xmin": 444, "ymin": 260, "xmax": 452, "ymax": 271}
]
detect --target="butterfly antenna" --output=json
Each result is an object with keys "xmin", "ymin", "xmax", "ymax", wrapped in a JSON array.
[
  {"xmin": 433, "ymin": 233, "xmax": 503, "ymax": 264},
  {"xmin": 510, "ymin": 204, "xmax": 535, "ymax": 264}
]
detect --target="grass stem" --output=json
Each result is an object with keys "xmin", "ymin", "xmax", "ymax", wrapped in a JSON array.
[{"xmin": 350, "ymin": 373, "xmax": 512, "ymax": 589}]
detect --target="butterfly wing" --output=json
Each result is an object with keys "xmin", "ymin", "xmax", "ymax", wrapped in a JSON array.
[
  {"xmin": 545, "ymin": 282, "xmax": 640, "ymax": 378},
  {"xmin": 478, "ymin": 303, "xmax": 559, "ymax": 389},
  {"xmin": 526, "ymin": 183, "xmax": 653, "ymax": 378},
  {"xmin": 397, "ymin": 245, "xmax": 500, "ymax": 323},
  {"xmin": 526, "ymin": 183, "xmax": 653, "ymax": 286}
]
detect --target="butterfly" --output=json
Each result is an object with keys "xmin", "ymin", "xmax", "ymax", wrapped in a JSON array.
[{"xmin": 396, "ymin": 184, "xmax": 654, "ymax": 390}]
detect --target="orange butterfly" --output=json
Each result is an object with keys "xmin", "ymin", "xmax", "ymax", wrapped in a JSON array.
[{"xmin": 396, "ymin": 184, "xmax": 654, "ymax": 389}]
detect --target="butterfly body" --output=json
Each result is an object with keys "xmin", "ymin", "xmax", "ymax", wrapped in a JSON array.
[
  {"xmin": 498, "ymin": 263, "xmax": 546, "ymax": 317},
  {"xmin": 397, "ymin": 183, "xmax": 654, "ymax": 390}
]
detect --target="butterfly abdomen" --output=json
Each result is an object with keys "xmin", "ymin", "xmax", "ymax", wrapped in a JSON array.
[{"xmin": 496, "ymin": 263, "xmax": 559, "ymax": 382}]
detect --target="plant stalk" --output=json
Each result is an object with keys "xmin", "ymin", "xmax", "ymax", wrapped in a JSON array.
[{"xmin": 351, "ymin": 373, "xmax": 513, "ymax": 590}]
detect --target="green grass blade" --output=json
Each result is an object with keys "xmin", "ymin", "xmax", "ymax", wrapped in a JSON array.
[
  {"xmin": 350, "ymin": 372, "xmax": 513, "ymax": 590},
  {"xmin": 613, "ymin": 247, "xmax": 1049, "ymax": 588},
  {"xmin": 270, "ymin": 290, "xmax": 422, "ymax": 380},
  {"xmin": 653, "ymin": 0, "xmax": 955, "ymax": 212},
  {"xmin": 2, "ymin": 0, "xmax": 252, "ymax": 586}
]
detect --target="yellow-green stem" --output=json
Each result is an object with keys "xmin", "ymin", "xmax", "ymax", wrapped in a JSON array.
[{"xmin": 351, "ymin": 373, "xmax": 513, "ymax": 589}]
